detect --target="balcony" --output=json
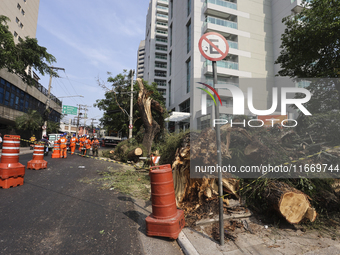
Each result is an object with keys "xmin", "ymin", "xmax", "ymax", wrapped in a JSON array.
[
  {"xmin": 155, "ymin": 54, "xmax": 167, "ymax": 61},
  {"xmin": 156, "ymin": 30, "xmax": 168, "ymax": 37},
  {"xmin": 157, "ymin": 5, "xmax": 169, "ymax": 14},
  {"xmin": 204, "ymin": 60, "xmax": 238, "ymax": 70},
  {"xmin": 155, "ymin": 45, "xmax": 167, "ymax": 52},
  {"xmin": 156, "ymin": 13, "xmax": 168, "ymax": 21},
  {"xmin": 155, "ymin": 62, "xmax": 167, "ymax": 69},
  {"xmin": 204, "ymin": 16, "xmax": 237, "ymax": 30},
  {"xmin": 205, "ymin": 0, "xmax": 237, "ymax": 10},
  {"xmin": 227, "ymin": 40, "xmax": 238, "ymax": 49},
  {"xmin": 155, "ymin": 71, "xmax": 167, "ymax": 78},
  {"xmin": 156, "ymin": 37, "xmax": 168, "ymax": 45},
  {"xmin": 158, "ymin": 0, "xmax": 169, "ymax": 3}
]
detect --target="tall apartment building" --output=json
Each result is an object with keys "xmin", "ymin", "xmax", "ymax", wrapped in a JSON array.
[
  {"xmin": 143, "ymin": 0, "xmax": 169, "ymax": 97},
  {"xmin": 167, "ymin": 0, "xmax": 307, "ymax": 130},
  {"xmin": 0, "ymin": 0, "xmax": 61, "ymax": 131},
  {"xmin": 136, "ymin": 40, "xmax": 145, "ymax": 79}
]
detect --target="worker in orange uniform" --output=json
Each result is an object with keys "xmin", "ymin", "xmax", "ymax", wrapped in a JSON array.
[
  {"xmin": 79, "ymin": 135, "xmax": 85, "ymax": 154},
  {"xmin": 83, "ymin": 135, "xmax": 92, "ymax": 156},
  {"xmin": 58, "ymin": 134, "xmax": 68, "ymax": 158},
  {"xmin": 92, "ymin": 136, "xmax": 100, "ymax": 157},
  {"xmin": 70, "ymin": 133, "xmax": 78, "ymax": 155}
]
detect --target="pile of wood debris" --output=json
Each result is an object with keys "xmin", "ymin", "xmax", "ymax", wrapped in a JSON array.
[{"xmin": 172, "ymin": 124, "xmax": 340, "ymax": 227}]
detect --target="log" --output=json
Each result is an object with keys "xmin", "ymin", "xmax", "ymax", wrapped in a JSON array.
[
  {"xmin": 262, "ymin": 181, "xmax": 317, "ymax": 224},
  {"xmin": 127, "ymin": 147, "xmax": 143, "ymax": 161}
]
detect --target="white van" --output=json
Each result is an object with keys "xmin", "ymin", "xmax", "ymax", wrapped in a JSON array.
[{"xmin": 48, "ymin": 133, "xmax": 61, "ymax": 149}]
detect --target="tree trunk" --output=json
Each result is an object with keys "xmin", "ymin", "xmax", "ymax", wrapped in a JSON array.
[
  {"xmin": 262, "ymin": 181, "xmax": 317, "ymax": 224},
  {"xmin": 136, "ymin": 78, "xmax": 163, "ymax": 154},
  {"xmin": 127, "ymin": 147, "xmax": 143, "ymax": 162}
]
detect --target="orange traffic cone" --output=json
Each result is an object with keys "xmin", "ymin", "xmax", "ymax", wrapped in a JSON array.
[
  {"xmin": 27, "ymin": 144, "xmax": 47, "ymax": 170},
  {"xmin": 51, "ymin": 143, "xmax": 60, "ymax": 158},
  {"xmin": 0, "ymin": 135, "xmax": 25, "ymax": 189}
]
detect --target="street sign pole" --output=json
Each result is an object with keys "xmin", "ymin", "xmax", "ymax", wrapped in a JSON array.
[
  {"xmin": 213, "ymin": 60, "xmax": 224, "ymax": 246},
  {"xmin": 198, "ymin": 32, "xmax": 229, "ymax": 246}
]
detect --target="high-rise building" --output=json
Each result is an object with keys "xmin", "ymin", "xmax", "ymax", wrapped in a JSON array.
[
  {"xmin": 143, "ymin": 0, "xmax": 169, "ymax": 97},
  {"xmin": 0, "ymin": 0, "xmax": 61, "ymax": 131},
  {"xmin": 166, "ymin": 0, "xmax": 307, "ymax": 130},
  {"xmin": 136, "ymin": 40, "xmax": 145, "ymax": 79}
]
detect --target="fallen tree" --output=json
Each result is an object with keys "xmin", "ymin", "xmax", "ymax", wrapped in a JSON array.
[{"xmin": 171, "ymin": 125, "xmax": 324, "ymax": 224}]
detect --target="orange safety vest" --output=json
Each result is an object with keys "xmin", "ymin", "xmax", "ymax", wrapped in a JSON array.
[
  {"xmin": 84, "ymin": 138, "xmax": 92, "ymax": 149},
  {"xmin": 70, "ymin": 137, "xmax": 78, "ymax": 145},
  {"xmin": 92, "ymin": 139, "xmax": 100, "ymax": 149},
  {"xmin": 59, "ymin": 137, "xmax": 67, "ymax": 149}
]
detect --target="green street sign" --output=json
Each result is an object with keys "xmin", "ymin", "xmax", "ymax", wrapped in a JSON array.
[{"xmin": 62, "ymin": 105, "xmax": 78, "ymax": 115}]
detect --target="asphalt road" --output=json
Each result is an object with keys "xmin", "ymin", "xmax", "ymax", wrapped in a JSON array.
[{"xmin": 0, "ymin": 153, "xmax": 155, "ymax": 255}]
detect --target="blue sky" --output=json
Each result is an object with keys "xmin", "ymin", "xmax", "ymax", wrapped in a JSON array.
[{"xmin": 35, "ymin": 0, "xmax": 150, "ymax": 126}]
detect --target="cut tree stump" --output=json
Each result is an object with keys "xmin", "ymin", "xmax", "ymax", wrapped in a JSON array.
[
  {"xmin": 127, "ymin": 147, "xmax": 143, "ymax": 162},
  {"xmin": 263, "ymin": 181, "xmax": 317, "ymax": 224}
]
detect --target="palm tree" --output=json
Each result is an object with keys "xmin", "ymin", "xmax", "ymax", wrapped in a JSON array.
[{"xmin": 15, "ymin": 109, "xmax": 43, "ymax": 136}]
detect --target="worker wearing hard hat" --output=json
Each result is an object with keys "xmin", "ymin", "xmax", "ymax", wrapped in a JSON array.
[
  {"xmin": 92, "ymin": 136, "xmax": 100, "ymax": 157},
  {"xmin": 83, "ymin": 135, "xmax": 92, "ymax": 156},
  {"xmin": 70, "ymin": 133, "xmax": 78, "ymax": 155},
  {"xmin": 57, "ymin": 134, "xmax": 68, "ymax": 158},
  {"xmin": 79, "ymin": 135, "xmax": 85, "ymax": 155}
]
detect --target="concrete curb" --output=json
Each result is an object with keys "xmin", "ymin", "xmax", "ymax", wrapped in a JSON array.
[{"xmin": 177, "ymin": 230, "xmax": 200, "ymax": 255}]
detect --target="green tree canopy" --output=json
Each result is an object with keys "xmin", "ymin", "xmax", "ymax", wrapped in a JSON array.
[
  {"xmin": 0, "ymin": 15, "xmax": 57, "ymax": 84},
  {"xmin": 94, "ymin": 70, "xmax": 165, "ymax": 137},
  {"xmin": 15, "ymin": 109, "xmax": 43, "ymax": 135},
  {"xmin": 275, "ymin": 0, "xmax": 340, "ymax": 111}
]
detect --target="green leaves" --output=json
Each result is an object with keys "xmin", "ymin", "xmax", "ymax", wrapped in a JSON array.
[{"xmin": 0, "ymin": 15, "xmax": 57, "ymax": 85}]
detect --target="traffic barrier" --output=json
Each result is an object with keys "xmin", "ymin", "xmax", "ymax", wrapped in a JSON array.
[
  {"xmin": 27, "ymin": 144, "xmax": 47, "ymax": 170},
  {"xmin": 0, "ymin": 135, "xmax": 25, "ymax": 179},
  {"xmin": 145, "ymin": 164, "xmax": 185, "ymax": 239},
  {"xmin": 51, "ymin": 143, "xmax": 60, "ymax": 158},
  {"xmin": 0, "ymin": 176, "xmax": 24, "ymax": 189}
]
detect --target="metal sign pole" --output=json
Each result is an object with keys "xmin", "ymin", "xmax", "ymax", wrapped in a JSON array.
[{"xmin": 212, "ymin": 61, "xmax": 224, "ymax": 245}]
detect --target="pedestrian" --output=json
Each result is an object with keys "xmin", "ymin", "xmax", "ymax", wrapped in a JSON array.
[
  {"xmin": 0, "ymin": 133, "xmax": 2, "ymax": 150},
  {"xmin": 29, "ymin": 134, "xmax": 36, "ymax": 150},
  {"xmin": 40, "ymin": 135, "xmax": 49, "ymax": 156},
  {"xmin": 84, "ymin": 135, "xmax": 92, "ymax": 156},
  {"xmin": 70, "ymin": 134, "xmax": 78, "ymax": 155},
  {"xmin": 57, "ymin": 134, "xmax": 68, "ymax": 158},
  {"xmin": 92, "ymin": 136, "xmax": 100, "ymax": 157}
]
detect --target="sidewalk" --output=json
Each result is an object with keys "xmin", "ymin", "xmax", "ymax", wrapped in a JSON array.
[{"xmin": 176, "ymin": 214, "xmax": 340, "ymax": 255}]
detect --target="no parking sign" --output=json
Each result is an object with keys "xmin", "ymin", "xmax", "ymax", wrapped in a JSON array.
[{"xmin": 198, "ymin": 32, "xmax": 229, "ymax": 61}]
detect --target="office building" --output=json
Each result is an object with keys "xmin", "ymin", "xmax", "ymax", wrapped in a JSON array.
[
  {"xmin": 167, "ymin": 0, "xmax": 307, "ymax": 130},
  {"xmin": 136, "ymin": 40, "xmax": 145, "ymax": 79},
  {"xmin": 143, "ymin": 0, "xmax": 169, "ymax": 97},
  {"xmin": 0, "ymin": 0, "xmax": 61, "ymax": 131}
]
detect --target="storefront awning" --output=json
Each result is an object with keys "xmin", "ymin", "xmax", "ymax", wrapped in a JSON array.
[{"xmin": 165, "ymin": 112, "xmax": 191, "ymax": 122}]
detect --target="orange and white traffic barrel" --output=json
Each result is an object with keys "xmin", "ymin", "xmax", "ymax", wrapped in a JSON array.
[
  {"xmin": 51, "ymin": 142, "xmax": 60, "ymax": 159},
  {"xmin": 0, "ymin": 135, "xmax": 25, "ymax": 179},
  {"xmin": 145, "ymin": 164, "xmax": 185, "ymax": 239},
  {"xmin": 27, "ymin": 144, "xmax": 47, "ymax": 170}
]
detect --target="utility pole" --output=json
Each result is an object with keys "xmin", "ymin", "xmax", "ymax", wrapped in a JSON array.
[
  {"xmin": 42, "ymin": 66, "xmax": 65, "ymax": 137},
  {"xmin": 129, "ymin": 69, "xmax": 134, "ymax": 139},
  {"xmin": 91, "ymin": 118, "xmax": 97, "ymax": 137}
]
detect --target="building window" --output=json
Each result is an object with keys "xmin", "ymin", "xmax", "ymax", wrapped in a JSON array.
[
  {"xmin": 187, "ymin": 21, "xmax": 191, "ymax": 53},
  {"xmin": 17, "ymin": 4, "xmax": 21, "ymax": 10},
  {"xmin": 170, "ymin": 0, "xmax": 173, "ymax": 19},
  {"xmin": 169, "ymin": 24, "xmax": 172, "ymax": 47},
  {"xmin": 14, "ymin": 31, "xmax": 18, "ymax": 37},
  {"xmin": 16, "ymin": 17, "xmax": 20, "ymax": 23},
  {"xmin": 197, "ymin": 115, "xmax": 211, "ymax": 130},
  {"xmin": 169, "ymin": 52, "xmax": 172, "ymax": 76},
  {"xmin": 168, "ymin": 80, "xmax": 171, "ymax": 107},
  {"xmin": 21, "ymin": 9, "xmax": 25, "ymax": 15},
  {"xmin": 186, "ymin": 59, "xmax": 191, "ymax": 93},
  {"xmin": 187, "ymin": 0, "xmax": 191, "ymax": 16},
  {"xmin": 20, "ymin": 23, "xmax": 23, "ymax": 29},
  {"xmin": 179, "ymin": 99, "xmax": 190, "ymax": 113}
]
